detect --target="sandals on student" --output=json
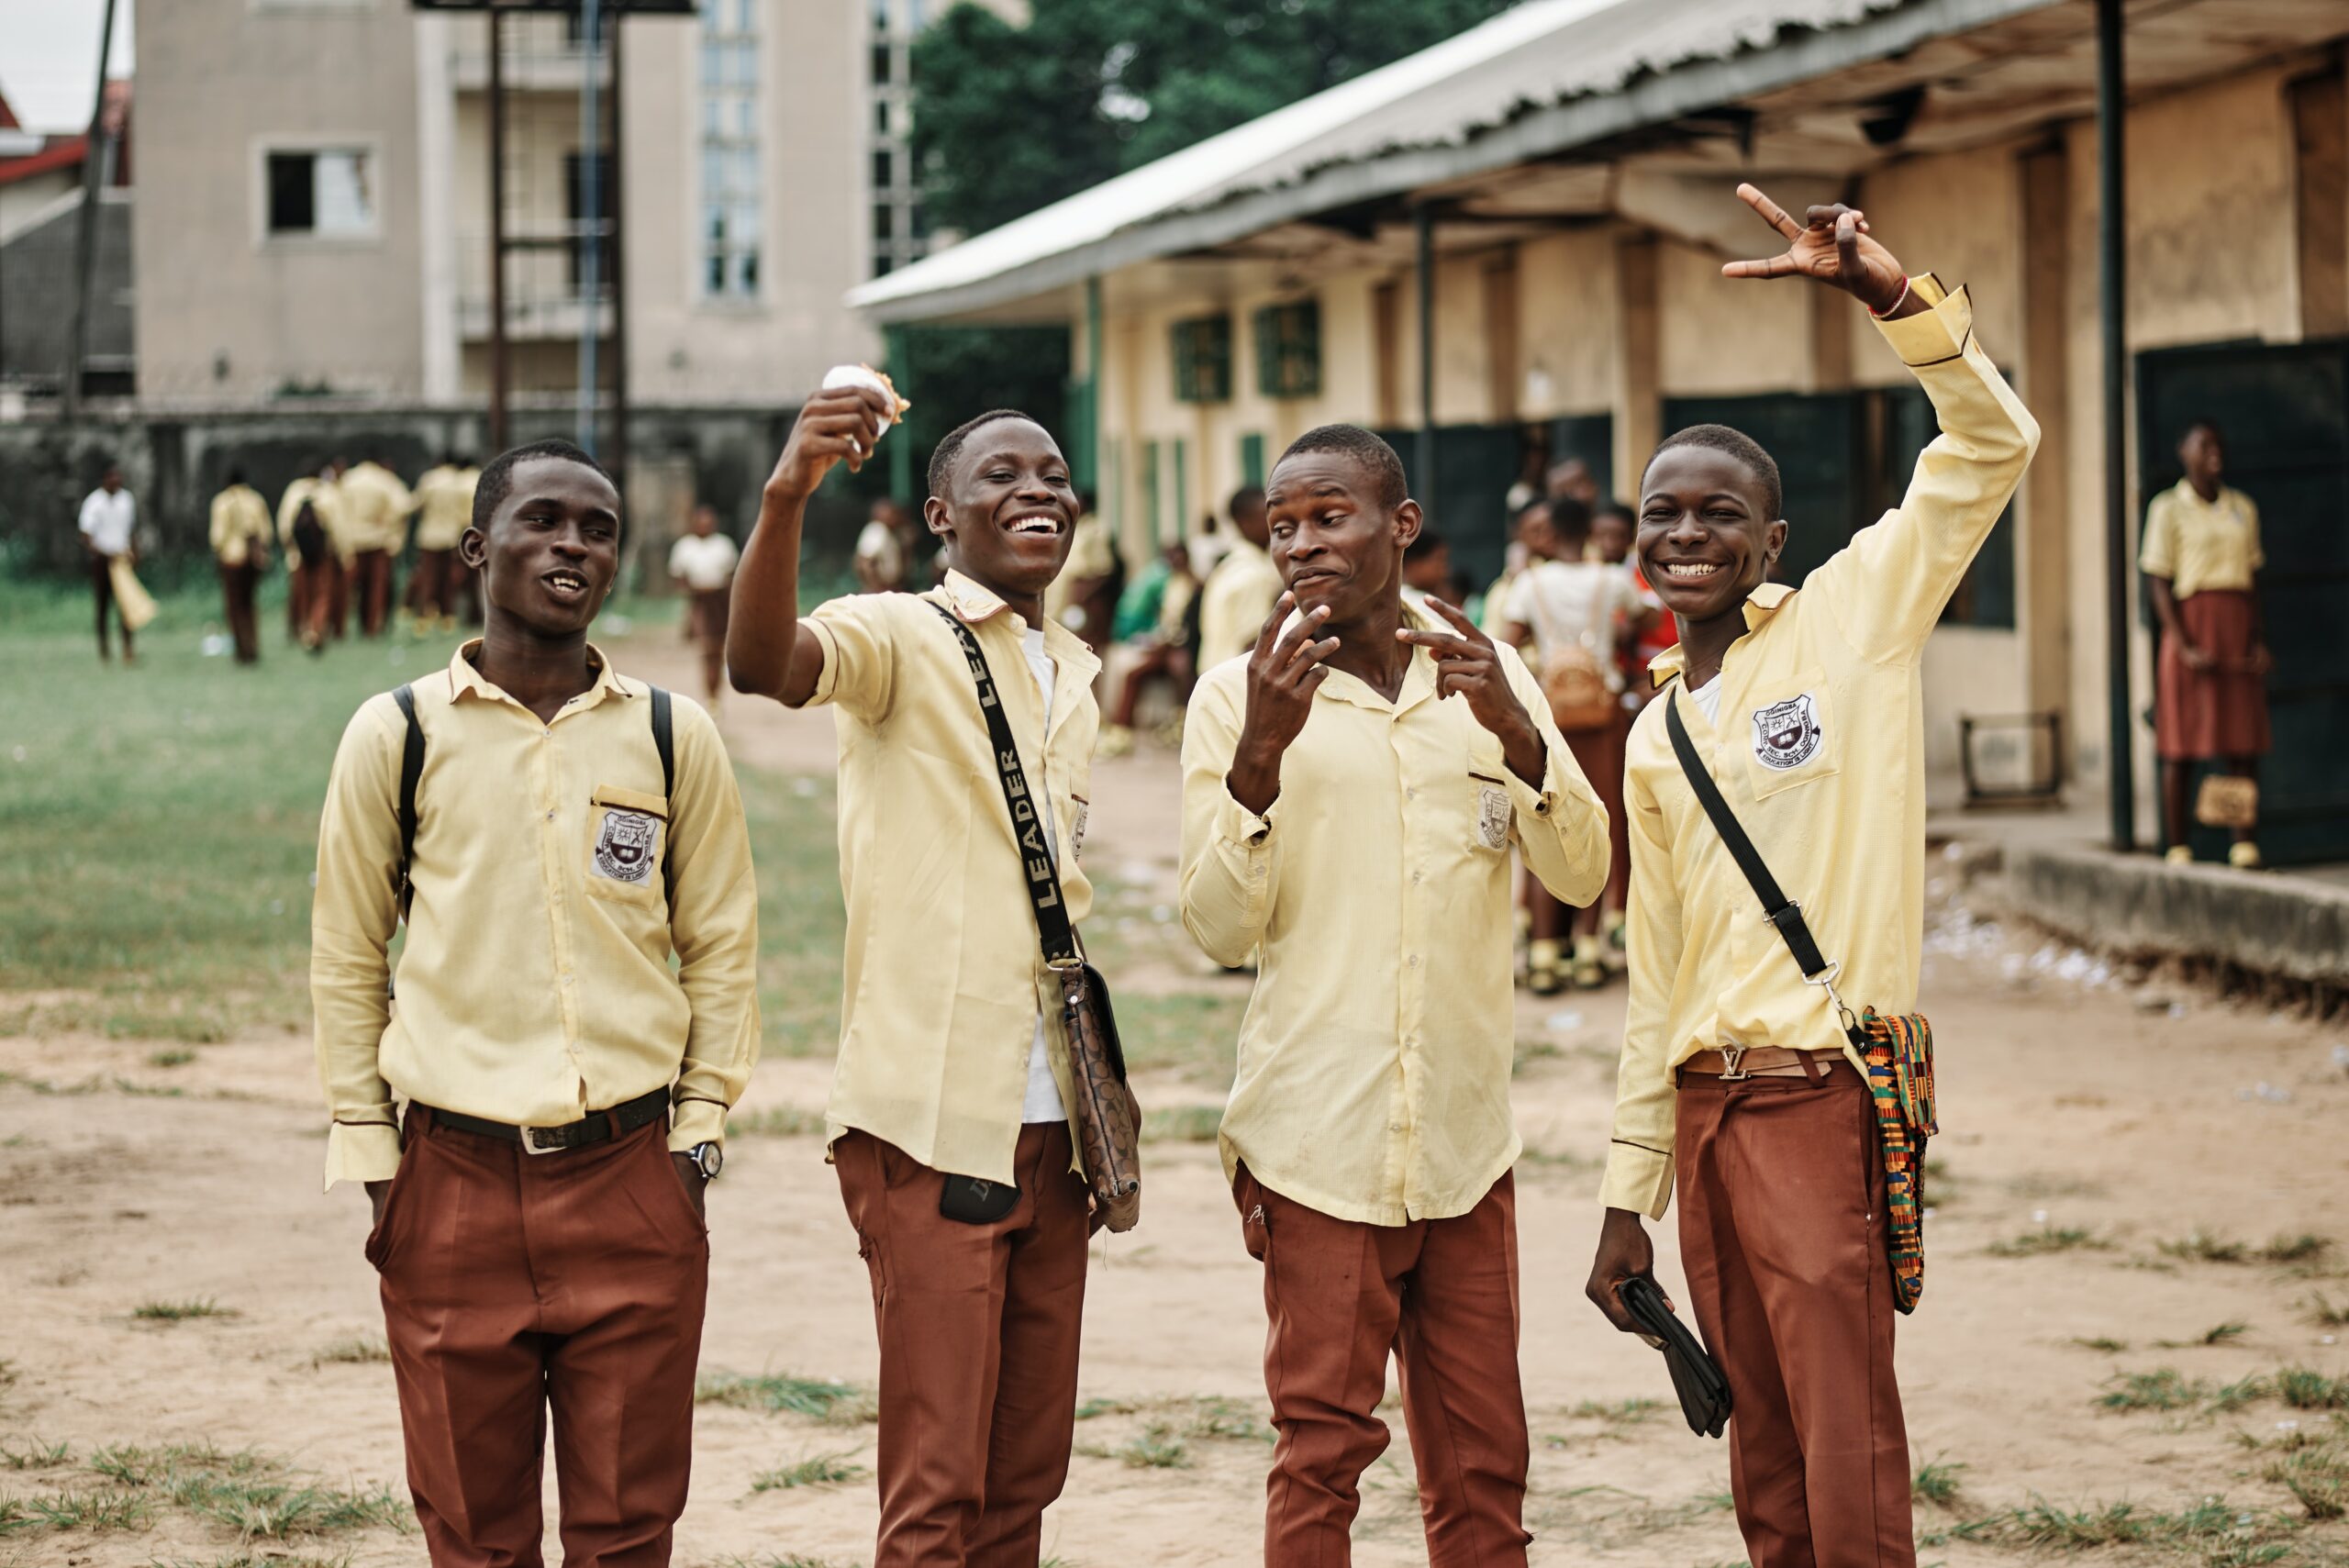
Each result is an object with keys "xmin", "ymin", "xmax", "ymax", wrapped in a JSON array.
[
  {"xmin": 1571, "ymin": 936, "xmax": 1608, "ymax": 991},
  {"xmin": 1528, "ymin": 940, "xmax": 1565, "ymax": 996}
]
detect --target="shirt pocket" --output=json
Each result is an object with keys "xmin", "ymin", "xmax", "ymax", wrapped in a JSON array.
[
  {"xmin": 584, "ymin": 784, "xmax": 670, "ymax": 909},
  {"xmin": 1466, "ymin": 734, "xmax": 1516, "ymax": 853},
  {"xmin": 1736, "ymin": 674, "xmax": 1841, "ymax": 801}
]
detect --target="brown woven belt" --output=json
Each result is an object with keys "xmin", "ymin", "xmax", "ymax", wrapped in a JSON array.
[{"xmin": 1681, "ymin": 1046, "xmax": 1847, "ymax": 1081}]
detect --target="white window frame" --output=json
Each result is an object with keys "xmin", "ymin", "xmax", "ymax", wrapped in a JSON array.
[
  {"xmin": 696, "ymin": 0, "xmax": 763, "ymax": 306},
  {"xmin": 252, "ymin": 138, "xmax": 384, "ymax": 248}
]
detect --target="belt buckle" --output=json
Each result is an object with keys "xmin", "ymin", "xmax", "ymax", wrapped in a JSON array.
[
  {"xmin": 519, "ymin": 1124, "xmax": 568, "ymax": 1156},
  {"xmin": 1717, "ymin": 1044, "xmax": 1751, "ymax": 1082}
]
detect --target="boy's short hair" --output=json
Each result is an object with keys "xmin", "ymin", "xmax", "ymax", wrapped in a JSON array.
[
  {"xmin": 473, "ymin": 438, "xmax": 617, "ymax": 535},
  {"xmin": 1228, "ymin": 484, "xmax": 1265, "ymax": 517},
  {"xmin": 927, "ymin": 408, "xmax": 1038, "ymax": 501},
  {"xmin": 1646, "ymin": 424, "xmax": 1784, "ymax": 521},
  {"xmin": 1275, "ymin": 425, "xmax": 1408, "ymax": 510}
]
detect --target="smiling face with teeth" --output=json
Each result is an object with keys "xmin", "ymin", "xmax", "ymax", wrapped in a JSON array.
[
  {"xmin": 1636, "ymin": 440, "xmax": 1787, "ymax": 635},
  {"xmin": 923, "ymin": 416, "xmax": 1078, "ymax": 622},
  {"xmin": 463, "ymin": 452, "xmax": 622, "ymax": 644}
]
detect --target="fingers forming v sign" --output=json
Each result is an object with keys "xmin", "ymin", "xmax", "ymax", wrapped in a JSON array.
[
  {"xmin": 1720, "ymin": 182, "xmax": 1907, "ymax": 314},
  {"xmin": 1397, "ymin": 595, "xmax": 1523, "ymax": 733},
  {"xmin": 1240, "ymin": 593, "xmax": 1338, "ymax": 759}
]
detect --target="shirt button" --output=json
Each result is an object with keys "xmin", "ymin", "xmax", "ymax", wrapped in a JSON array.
[
  {"xmin": 545, "ymin": 809, "xmax": 555, "ymax": 821},
  {"xmin": 1406, "ymin": 787, "xmax": 1417, "ymax": 800},
  {"xmin": 1407, "ymin": 954, "xmax": 1420, "ymax": 968},
  {"xmin": 1410, "ymin": 871, "xmax": 1422, "ymax": 885}
]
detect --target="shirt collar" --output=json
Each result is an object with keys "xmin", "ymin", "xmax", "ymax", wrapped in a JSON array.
[
  {"xmin": 446, "ymin": 639, "xmax": 629, "ymax": 710},
  {"xmin": 1313, "ymin": 596, "xmax": 1440, "ymax": 714},
  {"xmin": 1647, "ymin": 582, "xmax": 1794, "ymax": 685},
  {"xmin": 935, "ymin": 570, "xmax": 1103, "ymax": 676}
]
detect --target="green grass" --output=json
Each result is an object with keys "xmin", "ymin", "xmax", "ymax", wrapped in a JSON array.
[
  {"xmin": 1987, "ymin": 1225, "xmax": 2111, "ymax": 1258},
  {"xmin": 2159, "ymin": 1232, "xmax": 2252, "ymax": 1264},
  {"xmin": 2149, "ymin": 1230, "xmax": 2324, "ymax": 1267},
  {"xmin": 1912, "ymin": 1458, "xmax": 1967, "ymax": 1506},
  {"xmin": 2073, "ymin": 1336, "xmax": 2131, "ymax": 1352},
  {"xmin": 2156, "ymin": 1321, "xmax": 2253, "ymax": 1349},
  {"xmin": 696, "ymin": 1371, "xmax": 878, "ymax": 1425},
  {"xmin": 1568, "ymin": 1397, "xmax": 1664, "ymax": 1427},
  {"xmin": 10, "ymin": 1486, "xmax": 153, "ymax": 1531},
  {"xmin": 69, "ymin": 1442, "xmax": 403, "ymax": 1540},
  {"xmin": 749, "ymin": 1450, "xmax": 867, "ymax": 1491},
  {"xmin": 0, "ymin": 1439, "xmax": 68, "ymax": 1471},
  {"xmin": 2279, "ymin": 1369, "xmax": 2349, "ymax": 1410},
  {"xmin": 309, "ymin": 1336, "xmax": 391, "ymax": 1367},
  {"xmin": 1095, "ymin": 1421, "xmax": 1190, "ymax": 1470},
  {"xmin": 2306, "ymin": 1294, "xmax": 2349, "ymax": 1329},
  {"xmin": 1141, "ymin": 1103, "xmax": 1223, "ymax": 1142},
  {"xmin": 725, "ymin": 1104, "xmax": 827, "ymax": 1138},
  {"xmin": 132, "ymin": 1297, "xmax": 235, "ymax": 1322},
  {"xmin": 2099, "ymin": 1368, "xmax": 2204, "ymax": 1411}
]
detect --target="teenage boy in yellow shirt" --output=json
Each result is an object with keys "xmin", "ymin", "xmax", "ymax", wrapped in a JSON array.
[
  {"xmin": 1181, "ymin": 425, "xmax": 1609, "ymax": 1565},
  {"xmin": 313, "ymin": 438, "xmax": 760, "ymax": 1566},
  {"xmin": 1583, "ymin": 186, "xmax": 2038, "ymax": 1567},
  {"xmin": 728, "ymin": 390, "xmax": 1101, "ymax": 1568}
]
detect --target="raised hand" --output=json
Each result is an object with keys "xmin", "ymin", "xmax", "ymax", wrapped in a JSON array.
[
  {"xmin": 1226, "ymin": 594, "xmax": 1339, "ymax": 816},
  {"xmin": 765, "ymin": 384, "xmax": 898, "ymax": 504},
  {"xmin": 1397, "ymin": 596, "xmax": 1546, "ymax": 785},
  {"xmin": 1721, "ymin": 183, "xmax": 1910, "ymax": 316}
]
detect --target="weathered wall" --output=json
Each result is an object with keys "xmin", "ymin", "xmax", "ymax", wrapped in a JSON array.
[{"xmin": 133, "ymin": 0, "xmax": 425, "ymax": 404}]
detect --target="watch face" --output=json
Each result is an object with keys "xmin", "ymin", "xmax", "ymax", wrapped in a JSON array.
[{"xmin": 695, "ymin": 1142, "xmax": 724, "ymax": 1180}]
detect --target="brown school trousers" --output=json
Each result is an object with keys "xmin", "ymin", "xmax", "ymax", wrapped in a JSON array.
[
  {"xmin": 372, "ymin": 1110, "xmax": 708, "ymax": 1568},
  {"xmin": 1234, "ymin": 1164, "xmax": 1531, "ymax": 1568},
  {"xmin": 90, "ymin": 553, "xmax": 134, "ymax": 659},
  {"xmin": 1675, "ymin": 1062, "xmax": 1915, "ymax": 1567},
  {"xmin": 218, "ymin": 560, "xmax": 261, "ymax": 663},
  {"xmin": 834, "ymin": 1123, "xmax": 1090, "ymax": 1568},
  {"xmin": 352, "ymin": 547, "xmax": 395, "ymax": 637}
]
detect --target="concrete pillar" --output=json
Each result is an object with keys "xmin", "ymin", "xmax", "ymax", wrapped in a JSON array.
[
  {"xmin": 2020, "ymin": 144, "xmax": 2075, "ymax": 731},
  {"xmin": 2290, "ymin": 64, "xmax": 2348, "ymax": 339},
  {"xmin": 1612, "ymin": 231, "xmax": 1661, "ymax": 503},
  {"xmin": 416, "ymin": 14, "xmax": 461, "ymax": 405}
]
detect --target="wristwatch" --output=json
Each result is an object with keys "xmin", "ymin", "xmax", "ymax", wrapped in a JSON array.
[{"xmin": 685, "ymin": 1141, "xmax": 724, "ymax": 1182}]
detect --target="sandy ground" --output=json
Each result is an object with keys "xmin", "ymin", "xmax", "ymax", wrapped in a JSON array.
[{"xmin": 4, "ymin": 634, "xmax": 2346, "ymax": 1568}]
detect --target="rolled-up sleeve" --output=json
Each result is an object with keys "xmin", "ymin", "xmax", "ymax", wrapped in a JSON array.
[
  {"xmin": 1497, "ymin": 643, "xmax": 1608, "ymax": 908},
  {"xmin": 1601, "ymin": 759, "xmax": 1683, "ymax": 1218},
  {"xmin": 310, "ymin": 697, "xmax": 406, "ymax": 1190},
  {"xmin": 662, "ymin": 701, "xmax": 762, "ymax": 1152},
  {"xmin": 1177, "ymin": 673, "xmax": 1280, "ymax": 968}
]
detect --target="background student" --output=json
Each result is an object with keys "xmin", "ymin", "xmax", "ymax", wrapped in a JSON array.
[
  {"xmin": 727, "ymin": 388, "xmax": 1103, "ymax": 1568},
  {"xmin": 669, "ymin": 501, "xmax": 741, "ymax": 706},
  {"xmin": 312, "ymin": 438, "xmax": 760, "ymax": 1567},
  {"xmin": 78, "ymin": 462, "xmax": 139, "ymax": 665},
  {"xmin": 208, "ymin": 468, "xmax": 273, "ymax": 664}
]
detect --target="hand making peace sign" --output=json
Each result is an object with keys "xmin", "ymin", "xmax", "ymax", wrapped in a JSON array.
[{"xmin": 1721, "ymin": 182, "xmax": 1914, "ymax": 317}]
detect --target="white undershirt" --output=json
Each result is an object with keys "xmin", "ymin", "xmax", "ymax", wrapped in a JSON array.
[
  {"xmin": 1688, "ymin": 674, "xmax": 1724, "ymax": 726},
  {"xmin": 1020, "ymin": 627, "xmax": 1070, "ymax": 1124}
]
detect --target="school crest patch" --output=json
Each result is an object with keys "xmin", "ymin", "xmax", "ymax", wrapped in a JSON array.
[
  {"xmin": 1751, "ymin": 693, "xmax": 1823, "ymax": 772},
  {"xmin": 1476, "ymin": 782, "xmax": 1513, "ymax": 850},
  {"xmin": 593, "ymin": 808, "xmax": 660, "ymax": 884}
]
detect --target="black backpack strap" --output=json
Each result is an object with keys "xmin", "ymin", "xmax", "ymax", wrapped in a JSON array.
[
  {"xmin": 391, "ymin": 684, "xmax": 423, "ymax": 920},
  {"xmin": 1664, "ymin": 689, "xmax": 1835, "ymax": 985},
  {"xmin": 926, "ymin": 601, "xmax": 1080, "ymax": 967},
  {"xmin": 649, "ymin": 685, "xmax": 674, "ymax": 798}
]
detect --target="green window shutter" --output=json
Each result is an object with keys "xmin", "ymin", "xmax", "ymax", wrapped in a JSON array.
[
  {"xmin": 1174, "ymin": 437, "xmax": 1189, "ymax": 540},
  {"xmin": 1252, "ymin": 298, "xmax": 1321, "ymax": 399},
  {"xmin": 1240, "ymin": 432, "xmax": 1266, "ymax": 487},
  {"xmin": 1142, "ymin": 440, "xmax": 1162, "ymax": 548},
  {"xmin": 1172, "ymin": 315, "xmax": 1232, "ymax": 404}
]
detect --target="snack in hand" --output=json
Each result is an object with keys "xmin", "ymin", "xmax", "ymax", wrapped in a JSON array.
[{"xmin": 820, "ymin": 363, "xmax": 911, "ymax": 438}]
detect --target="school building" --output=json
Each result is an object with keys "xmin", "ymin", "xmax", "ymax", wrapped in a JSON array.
[{"xmin": 851, "ymin": 0, "xmax": 2349, "ymax": 866}]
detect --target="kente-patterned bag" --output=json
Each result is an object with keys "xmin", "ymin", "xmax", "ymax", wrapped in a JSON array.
[{"xmin": 1859, "ymin": 1009, "xmax": 1936, "ymax": 1313}]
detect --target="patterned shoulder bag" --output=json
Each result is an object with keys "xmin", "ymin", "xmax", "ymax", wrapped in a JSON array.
[{"xmin": 1664, "ymin": 691, "xmax": 1935, "ymax": 1312}]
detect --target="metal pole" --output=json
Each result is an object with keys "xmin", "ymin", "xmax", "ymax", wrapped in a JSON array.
[
  {"xmin": 885, "ymin": 322, "xmax": 912, "ymax": 503},
  {"xmin": 2097, "ymin": 0, "xmax": 2134, "ymax": 851},
  {"xmin": 1415, "ymin": 203, "xmax": 1436, "ymax": 526},
  {"xmin": 576, "ymin": 0, "xmax": 604, "ymax": 455},
  {"xmin": 487, "ymin": 9, "xmax": 510, "ymax": 452},
  {"xmin": 608, "ymin": 15, "xmax": 629, "ymax": 500},
  {"xmin": 61, "ymin": 0, "xmax": 119, "ymax": 417},
  {"xmin": 1083, "ymin": 272, "xmax": 1103, "ymax": 495}
]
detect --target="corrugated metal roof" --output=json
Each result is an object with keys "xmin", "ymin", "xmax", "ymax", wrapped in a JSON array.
[{"xmin": 846, "ymin": 0, "xmax": 1974, "ymax": 316}]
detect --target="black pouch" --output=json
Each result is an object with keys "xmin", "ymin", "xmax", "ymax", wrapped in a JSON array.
[
  {"xmin": 939, "ymin": 1173, "xmax": 1019, "ymax": 1225},
  {"xmin": 1618, "ymin": 1274, "xmax": 1733, "ymax": 1439}
]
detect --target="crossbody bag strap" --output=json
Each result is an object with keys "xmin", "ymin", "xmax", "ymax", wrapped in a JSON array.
[
  {"xmin": 1664, "ymin": 687, "xmax": 1842, "ymax": 995},
  {"xmin": 927, "ymin": 601, "xmax": 1080, "ymax": 968},
  {"xmin": 391, "ymin": 684, "xmax": 423, "ymax": 920}
]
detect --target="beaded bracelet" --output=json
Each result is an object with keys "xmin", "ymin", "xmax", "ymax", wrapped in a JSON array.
[{"xmin": 1869, "ymin": 276, "xmax": 1913, "ymax": 319}]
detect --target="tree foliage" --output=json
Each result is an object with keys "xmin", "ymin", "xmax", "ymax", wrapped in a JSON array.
[{"xmin": 909, "ymin": 0, "xmax": 1522, "ymax": 238}]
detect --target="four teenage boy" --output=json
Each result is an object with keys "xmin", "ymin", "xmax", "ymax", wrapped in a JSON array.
[{"xmin": 313, "ymin": 183, "xmax": 2033, "ymax": 1568}]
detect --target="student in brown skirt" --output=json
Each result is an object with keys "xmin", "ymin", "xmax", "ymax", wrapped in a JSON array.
[
  {"xmin": 2141, "ymin": 418, "xmax": 2270, "ymax": 868},
  {"xmin": 313, "ymin": 438, "xmax": 760, "ymax": 1567}
]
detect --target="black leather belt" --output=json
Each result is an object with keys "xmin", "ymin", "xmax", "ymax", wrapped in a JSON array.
[{"xmin": 416, "ymin": 1085, "xmax": 670, "ymax": 1155}]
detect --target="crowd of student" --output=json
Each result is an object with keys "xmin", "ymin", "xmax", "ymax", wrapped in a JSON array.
[{"xmin": 298, "ymin": 188, "xmax": 2053, "ymax": 1568}]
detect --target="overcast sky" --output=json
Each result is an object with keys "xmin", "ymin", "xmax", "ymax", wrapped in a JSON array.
[{"xmin": 0, "ymin": 0, "xmax": 136, "ymax": 133}]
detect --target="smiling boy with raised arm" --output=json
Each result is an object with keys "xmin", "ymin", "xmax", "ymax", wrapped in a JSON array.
[
  {"xmin": 1180, "ymin": 425, "xmax": 1609, "ymax": 1566},
  {"xmin": 727, "ymin": 390, "xmax": 1102, "ymax": 1568},
  {"xmin": 1583, "ymin": 186, "xmax": 2038, "ymax": 1566}
]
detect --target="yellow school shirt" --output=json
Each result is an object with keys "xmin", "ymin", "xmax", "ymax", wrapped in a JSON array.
[
  {"xmin": 311, "ymin": 643, "xmax": 762, "ymax": 1189},
  {"xmin": 2139, "ymin": 480, "xmax": 2261, "ymax": 600},
  {"xmin": 1197, "ymin": 537, "xmax": 1286, "ymax": 667},
  {"xmin": 412, "ymin": 464, "xmax": 481, "ymax": 552},
  {"xmin": 1179, "ymin": 599, "xmax": 1609, "ymax": 1225},
  {"xmin": 340, "ymin": 462, "xmax": 416, "ymax": 556},
  {"xmin": 208, "ymin": 484, "xmax": 272, "ymax": 567},
  {"xmin": 1602, "ymin": 276, "xmax": 2040, "ymax": 1219},
  {"xmin": 277, "ymin": 475, "xmax": 343, "ymax": 569},
  {"xmin": 804, "ymin": 571, "xmax": 1102, "ymax": 1184}
]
